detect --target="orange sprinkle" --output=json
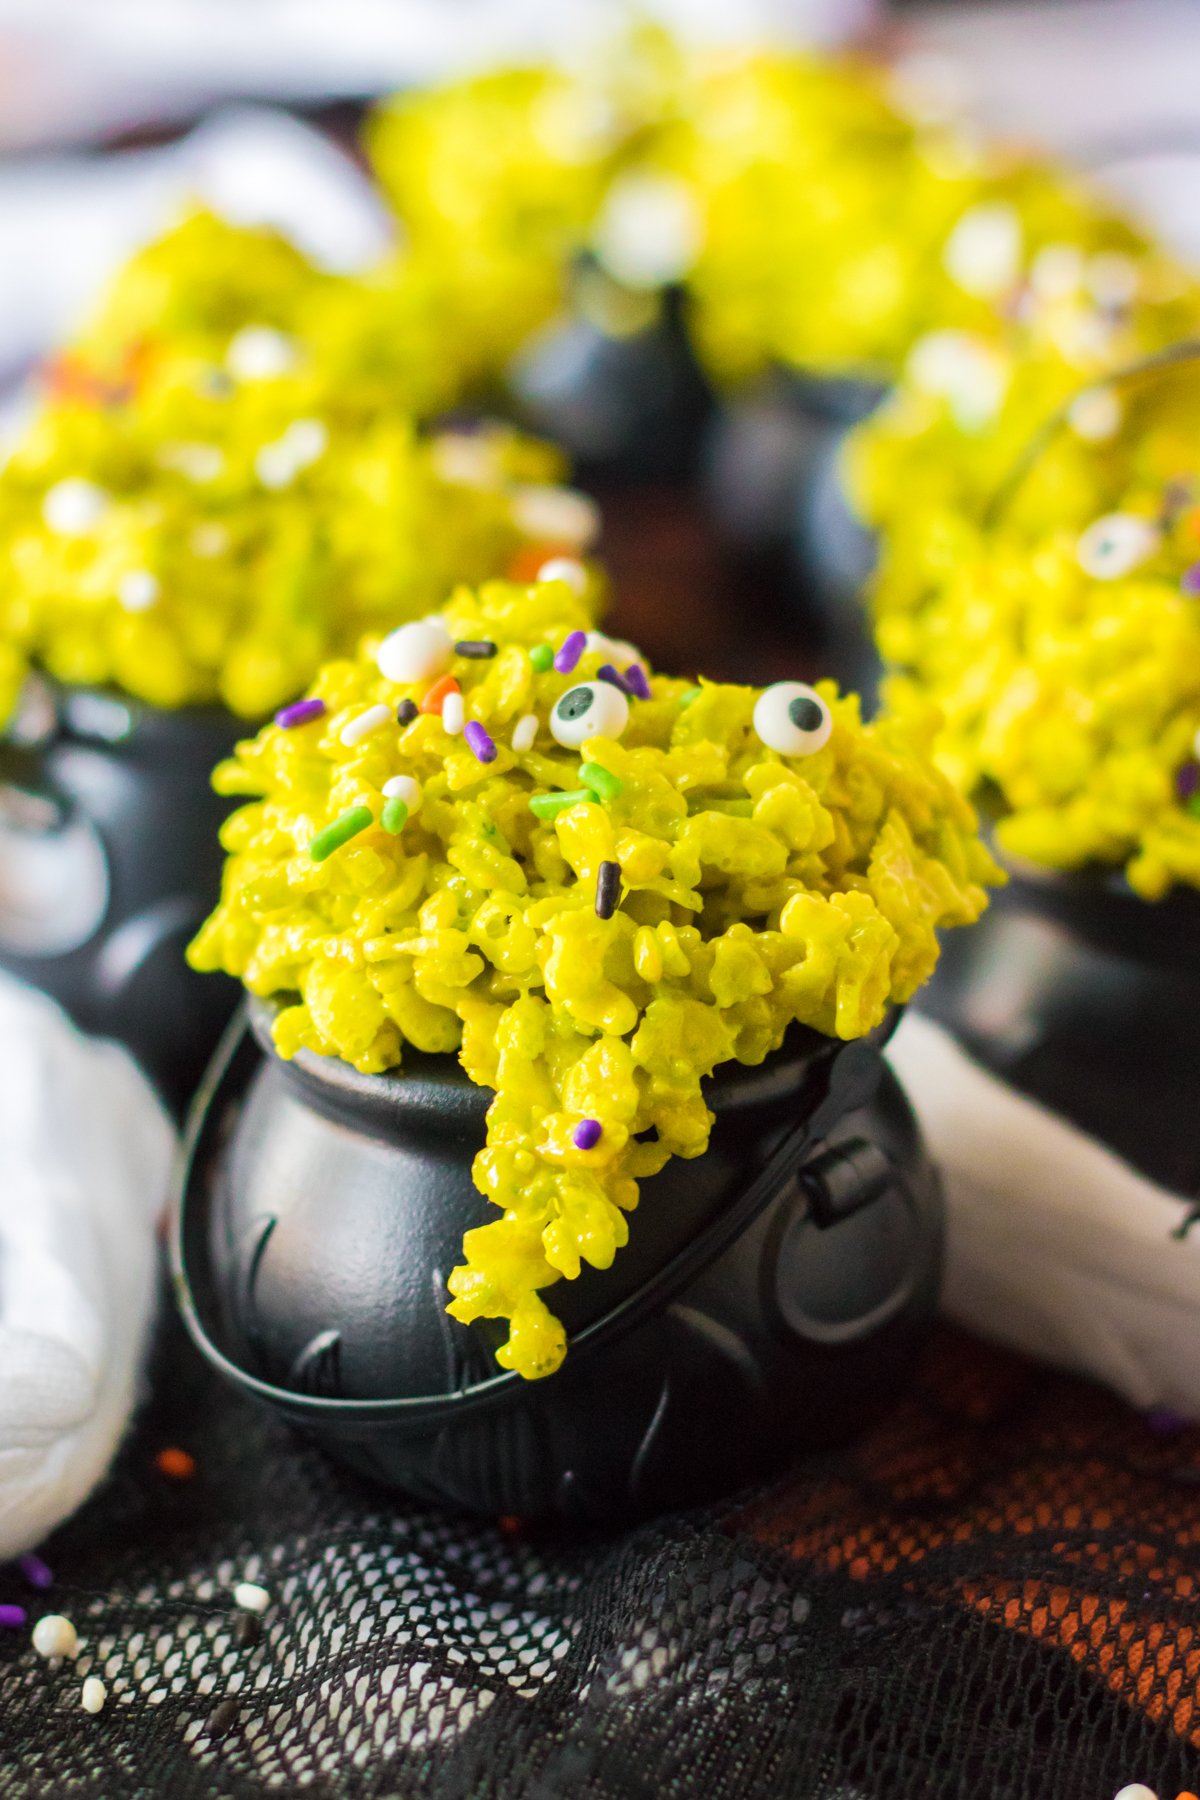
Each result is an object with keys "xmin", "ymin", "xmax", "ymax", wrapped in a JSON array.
[
  {"xmin": 419, "ymin": 674, "xmax": 460, "ymax": 716},
  {"xmin": 506, "ymin": 544, "xmax": 573, "ymax": 582},
  {"xmin": 155, "ymin": 1447, "xmax": 196, "ymax": 1481}
]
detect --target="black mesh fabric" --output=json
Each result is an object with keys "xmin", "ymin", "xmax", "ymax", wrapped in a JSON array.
[{"xmin": 3, "ymin": 1313, "xmax": 1200, "ymax": 1799}]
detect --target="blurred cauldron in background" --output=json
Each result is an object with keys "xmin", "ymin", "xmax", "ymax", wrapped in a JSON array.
[{"xmin": 0, "ymin": 676, "xmax": 243, "ymax": 1113}]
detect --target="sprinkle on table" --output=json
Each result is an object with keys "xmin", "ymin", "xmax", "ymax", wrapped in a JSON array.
[
  {"xmin": 454, "ymin": 639, "xmax": 498, "ymax": 659},
  {"xmin": 595, "ymin": 860, "xmax": 621, "ymax": 919},
  {"xmin": 81, "ymin": 1677, "xmax": 107, "ymax": 1716},
  {"xmin": 573, "ymin": 1118, "xmax": 603, "ymax": 1150},
  {"xmin": 554, "ymin": 630, "xmax": 587, "ymax": 674},
  {"xmin": 419, "ymin": 673, "xmax": 460, "ymax": 716},
  {"xmin": 529, "ymin": 788, "xmax": 591, "ymax": 819},
  {"xmin": 275, "ymin": 697, "xmax": 326, "ymax": 730},
  {"xmin": 530, "ymin": 644, "xmax": 555, "ymax": 674},
  {"xmin": 207, "ymin": 1698, "xmax": 241, "ymax": 1740},
  {"xmin": 310, "ymin": 805, "xmax": 374, "ymax": 863},
  {"xmin": 234, "ymin": 1582, "xmax": 271, "ymax": 1615},
  {"xmin": 381, "ymin": 796, "xmax": 409, "ymax": 834},
  {"xmin": 464, "ymin": 720, "xmax": 498, "ymax": 764},
  {"xmin": 580, "ymin": 761, "xmax": 623, "ymax": 802},
  {"xmin": 19, "ymin": 1554, "xmax": 52, "ymax": 1591},
  {"xmin": 155, "ymin": 1446, "xmax": 196, "ymax": 1480},
  {"xmin": 0, "ymin": 1605, "xmax": 27, "ymax": 1629},
  {"xmin": 511, "ymin": 713, "xmax": 538, "ymax": 752},
  {"xmin": 234, "ymin": 1612, "xmax": 262, "ymax": 1650},
  {"xmin": 32, "ymin": 1615, "xmax": 77, "ymax": 1659},
  {"xmin": 395, "ymin": 697, "xmax": 419, "ymax": 726},
  {"xmin": 339, "ymin": 702, "xmax": 392, "ymax": 748}
]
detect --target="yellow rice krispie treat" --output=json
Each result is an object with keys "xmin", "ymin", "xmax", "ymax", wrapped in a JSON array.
[
  {"xmin": 190, "ymin": 575, "xmax": 998, "ymax": 1379},
  {"xmin": 0, "ymin": 216, "xmax": 593, "ymax": 721}
]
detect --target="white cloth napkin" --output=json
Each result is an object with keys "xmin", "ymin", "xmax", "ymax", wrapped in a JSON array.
[
  {"xmin": 888, "ymin": 1010, "xmax": 1200, "ymax": 1418},
  {"xmin": 0, "ymin": 975, "xmax": 174, "ymax": 1560}
]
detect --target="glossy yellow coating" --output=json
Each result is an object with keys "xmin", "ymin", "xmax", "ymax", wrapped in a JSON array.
[{"xmin": 190, "ymin": 579, "xmax": 998, "ymax": 1378}]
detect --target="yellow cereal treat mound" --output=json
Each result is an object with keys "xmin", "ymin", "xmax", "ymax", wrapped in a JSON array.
[
  {"xmin": 875, "ymin": 437, "xmax": 1200, "ymax": 898},
  {"xmin": 0, "ymin": 213, "xmax": 593, "ymax": 720},
  {"xmin": 189, "ymin": 576, "xmax": 998, "ymax": 1380}
]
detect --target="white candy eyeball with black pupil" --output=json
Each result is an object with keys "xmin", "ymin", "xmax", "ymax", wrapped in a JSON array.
[
  {"xmin": 753, "ymin": 682, "xmax": 833, "ymax": 756},
  {"xmin": 550, "ymin": 681, "xmax": 629, "ymax": 747},
  {"xmin": 1075, "ymin": 513, "xmax": 1158, "ymax": 581}
]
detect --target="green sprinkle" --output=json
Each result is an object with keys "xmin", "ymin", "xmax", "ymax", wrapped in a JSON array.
[
  {"xmin": 529, "ymin": 787, "xmax": 592, "ymax": 819},
  {"xmin": 1189, "ymin": 793, "xmax": 1200, "ymax": 819},
  {"xmin": 381, "ymin": 796, "xmax": 409, "ymax": 835},
  {"xmin": 310, "ymin": 804, "xmax": 374, "ymax": 862},
  {"xmin": 679, "ymin": 686, "xmax": 702, "ymax": 707},
  {"xmin": 530, "ymin": 644, "xmax": 554, "ymax": 673},
  {"xmin": 579, "ymin": 761, "xmax": 623, "ymax": 802}
]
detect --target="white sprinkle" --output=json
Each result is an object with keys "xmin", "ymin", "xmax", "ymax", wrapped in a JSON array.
[
  {"xmin": 511, "ymin": 713, "xmax": 538, "ymax": 753},
  {"xmin": 382, "ymin": 774, "xmax": 421, "ymax": 808},
  {"xmin": 1067, "ymin": 387, "xmax": 1121, "ymax": 443},
  {"xmin": 42, "ymin": 478, "xmax": 108, "ymax": 536},
  {"xmin": 81, "ymin": 1676, "xmax": 106, "ymax": 1715},
  {"xmin": 117, "ymin": 570, "xmax": 160, "ymax": 612},
  {"xmin": 32, "ymin": 1615, "xmax": 77, "ymax": 1659},
  {"xmin": 191, "ymin": 523, "xmax": 229, "ymax": 558},
  {"xmin": 906, "ymin": 331, "xmax": 1007, "ymax": 432},
  {"xmin": 1029, "ymin": 243, "xmax": 1084, "ymax": 302},
  {"xmin": 442, "ymin": 692, "xmax": 465, "ymax": 735},
  {"xmin": 227, "ymin": 325, "xmax": 298, "ymax": 382},
  {"xmin": 1076, "ymin": 512, "xmax": 1158, "ymax": 580},
  {"xmin": 255, "ymin": 443, "xmax": 297, "ymax": 490},
  {"xmin": 585, "ymin": 630, "xmax": 641, "ymax": 665},
  {"xmin": 943, "ymin": 202, "xmax": 1023, "ymax": 298},
  {"xmin": 160, "ymin": 442, "xmax": 225, "ymax": 483},
  {"xmin": 340, "ymin": 703, "xmax": 392, "ymax": 748},
  {"xmin": 536, "ymin": 556, "xmax": 588, "ymax": 595},
  {"xmin": 512, "ymin": 485, "xmax": 601, "ymax": 549},
  {"xmin": 282, "ymin": 418, "xmax": 327, "ymax": 467},
  {"xmin": 431, "ymin": 434, "xmax": 498, "ymax": 489},
  {"xmin": 233, "ymin": 1583, "xmax": 271, "ymax": 1615},
  {"xmin": 376, "ymin": 620, "xmax": 453, "ymax": 685},
  {"xmin": 887, "ymin": 50, "xmax": 969, "ymax": 127},
  {"xmin": 1087, "ymin": 251, "xmax": 1139, "ymax": 310},
  {"xmin": 592, "ymin": 172, "xmax": 702, "ymax": 289},
  {"xmin": 1112, "ymin": 1786, "xmax": 1159, "ymax": 1800}
]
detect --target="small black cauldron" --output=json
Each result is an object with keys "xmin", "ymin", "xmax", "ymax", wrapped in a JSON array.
[
  {"xmin": 0, "ymin": 676, "xmax": 244, "ymax": 1112},
  {"xmin": 919, "ymin": 854, "xmax": 1200, "ymax": 1198},
  {"xmin": 173, "ymin": 1000, "xmax": 943, "ymax": 1523}
]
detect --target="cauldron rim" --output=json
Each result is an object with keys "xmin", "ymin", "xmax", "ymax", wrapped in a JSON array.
[
  {"xmin": 172, "ymin": 1002, "xmax": 895, "ymax": 1429},
  {"xmin": 244, "ymin": 993, "xmax": 865, "ymax": 1140},
  {"xmin": 21, "ymin": 669, "xmax": 258, "ymax": 763}
]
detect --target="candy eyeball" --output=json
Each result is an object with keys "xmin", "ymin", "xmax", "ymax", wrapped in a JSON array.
[
  {"xmin": 550, "ymin": 681, "xmax": 629, "ymax": 747},
  {"xmin": 753, "ymin": 682, "xmax": 833, "ymax": 756},
  {"xmin": 376, "ymin": 620, "xmax": 453, "ymax": 684},
  {"xmin": 1075, "ymin": 513, "xmax": 1158, "ymax": 581}
]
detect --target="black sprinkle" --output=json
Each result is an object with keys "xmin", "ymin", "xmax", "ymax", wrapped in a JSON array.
[
  {"xmin": 595, "ymin": 860, "xmax": 621, "ymax": 920},
  {"xmin": 233, "ymin": 1612, "xmax": 262, "ymax": 1649},
  {"xmin": 207, "ymin": 1698, "xmax": 240, "ymax": 1739},
  {"xmin": 396, "ymin": 698, "xmax": 419, "ymax": 726},
  {"xmin": 596, "ymin": 663, "xmax": 633, "ymax": 696},
  {"xmin": 454, "ymin": 639, "xmax": 498, "ymax": 659}
]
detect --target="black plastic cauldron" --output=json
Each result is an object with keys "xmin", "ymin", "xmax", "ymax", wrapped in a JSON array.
[
  {"xmin": 919, "ymin": 854, "xmax": 1200, "ymax": 1198},
  {"xmin": 173, "ymin": 999, "xmax": 943, "ymax": 1523},
  {"xmin": 0, "ymin": 676, "xmax": 243, "ymax": 1112}
]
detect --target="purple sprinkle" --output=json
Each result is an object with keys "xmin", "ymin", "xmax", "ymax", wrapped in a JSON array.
[
  {"xmin": 0, "ymin": 1605, "xmax": 26, "ymax": 1629},
  {"xmin": 597, "ymin": 662, "xmax": 634, "ymax": 696},
  {"xmin": 624, "ymin": 662, "xmax": 651, "ymax": 701},
  {"xmin": 275, "ymin": 697, "xmax": 326, "ymax": 730},
  {"xmin": 19, "ymin": 1554, "xmax": 52, "ymax": 1590},
  {"xmin": 463, "ymin": 720, "xmax": 497, "ymax": 765},
  {"xmin": 1177, "ymin": 763, "xmax": 1200, "ymax": 801},
  {"xmin": 573, "ymin": 1118, "xmax": 602, "ymax": 1151},
  {"xmin": 554, "ymin": 630, "xmax": 586, "ymax": 675},
  {"xmin": 1182, "ymin": 563, "xmax": 1200, "ymax": 596}
]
